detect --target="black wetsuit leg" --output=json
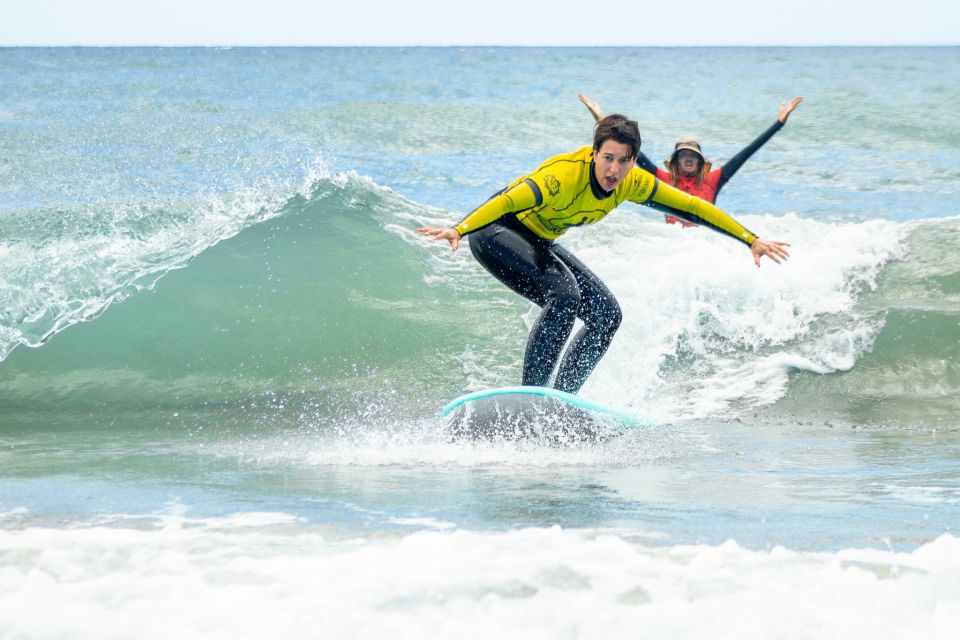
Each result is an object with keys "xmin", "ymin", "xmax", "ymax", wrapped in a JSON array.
[
  {"xmin": 468, "ymin": 217, "xmax": 621, "ymax": 393},
  {"xmin": 550, "ymin": 244, "xmax": 622, "ymax": 394}
]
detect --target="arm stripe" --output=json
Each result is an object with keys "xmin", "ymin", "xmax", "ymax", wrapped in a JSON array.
[{"xmin": 523, "ymin": 178, "xmax": 543, "ymax": 207}]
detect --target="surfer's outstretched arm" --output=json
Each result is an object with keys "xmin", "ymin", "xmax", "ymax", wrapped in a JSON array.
[
  {"xmin": 629, "ymin": 170, "xmax": 791, "ymax": 267},
  {"xmin": 417, "ymin": 180, "xmax": 539, "ymax": 252}
]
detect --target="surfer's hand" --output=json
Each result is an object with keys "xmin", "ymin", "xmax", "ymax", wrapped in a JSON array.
[
  {"xmin": 751, "ymin": 238, "xmax": 791, "ymax": 267},
  {"xmin": 578, "ymin": 92, "xmax": 604, "ymax": 123},
  {"xmin": 778, "ymin": 96, "xmax": 803, "ymax": 124},
  {"xmin": 417, "ymin": 226, "xmax": 461, "ymax": 252}
]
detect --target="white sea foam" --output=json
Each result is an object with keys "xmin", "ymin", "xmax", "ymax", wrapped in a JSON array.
[
  {"xmin": 0, "ymin": 518, "xmax": 956, "ymax": 640},
  {"xmin": 876, "ymin": 484, "xmax": 960, "ymax": 505},
  {"xmin": 217, "ymin": 423, "xmax": 672, "ymax": 468},
  {"xmin": 561, "ymin": 212, "xmax": 904, "ymax": 421}
]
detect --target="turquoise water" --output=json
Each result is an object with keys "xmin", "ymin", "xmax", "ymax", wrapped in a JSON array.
[{"xmin": 1, "ymin": 47, "xmax": 959, "ymax": 638}]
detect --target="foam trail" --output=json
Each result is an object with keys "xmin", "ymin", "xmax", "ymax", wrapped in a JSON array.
[
  {"xmin": 562, "ymin": 212, "xmax": 904, "ymax": 421},
  {"xmin": 0, "ymin": 518, "xmax": 957, "ymax": 640}
]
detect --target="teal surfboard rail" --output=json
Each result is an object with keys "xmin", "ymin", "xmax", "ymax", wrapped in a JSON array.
[{"xmin": 441, "ymin": 385, "xmax": 650, "ymax": 427}]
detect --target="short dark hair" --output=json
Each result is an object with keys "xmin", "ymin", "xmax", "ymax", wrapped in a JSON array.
[{"xmin": 593, "ymin": 114, "xmax": 641, "ymax": 159}]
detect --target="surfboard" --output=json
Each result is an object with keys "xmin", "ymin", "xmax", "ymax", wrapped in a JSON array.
[{"xmin": 442, "ymin": 385, "xmax": 651, "ymax": 441}]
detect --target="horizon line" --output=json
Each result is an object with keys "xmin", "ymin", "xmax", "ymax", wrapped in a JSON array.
[{"xmin": 3, "ymin": 42, "xmax": 959, "ymax": 48}]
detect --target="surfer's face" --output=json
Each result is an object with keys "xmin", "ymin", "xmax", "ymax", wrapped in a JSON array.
[
  {"xmin": 594, "ymin": 140, "xmax": 635, "ymax": 192},
  {"xmin": 676, "ymin": 150, "xmax": 702, "ymax": 177}
]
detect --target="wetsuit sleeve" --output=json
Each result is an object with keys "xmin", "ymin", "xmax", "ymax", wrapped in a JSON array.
[
  {"xmin": 453, "ymin": 180, "xmax": 539, "ymax": 237},
  {"xmin": 635, "ymin": 150, "xmax": 659, "ymax": 176},
  {"xmin": 640, "ymin": 179, "xmax": 758, "ymax": 247},
  {"xmin": 717, "ymin": 120, "xmax": 784, "ymax": 193}
]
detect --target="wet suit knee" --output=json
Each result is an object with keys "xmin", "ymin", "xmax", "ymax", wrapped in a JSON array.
[
  {"xmin": 552, "ymin": 291, "xmax": 622, "ymax": 394},
  {"xmin": 522, "ymin": 267, "xmax": 581, "ymax": 386},
  {"xmin": 591, "ymin": 298, "xmax": 622, "ymax": 345}
]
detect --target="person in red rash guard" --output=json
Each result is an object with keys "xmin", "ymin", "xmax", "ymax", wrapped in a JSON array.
[{"xmin": 579, "ymin": 94, "xmax": 802, "ymax": 226}]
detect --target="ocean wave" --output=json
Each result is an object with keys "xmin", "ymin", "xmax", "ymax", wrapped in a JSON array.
[
  {"xmin": 0, "ymin": 168, "xmax": 491, "ymax": 427},
  {"xmin": 2, "ymin": 177, "xmax": 957, "ymax": 430},
  {"xmin": 0, "ymin": 163, "xmax": 395, "ymax": 362}
]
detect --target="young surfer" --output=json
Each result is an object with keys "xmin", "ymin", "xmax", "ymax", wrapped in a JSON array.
[
  {"xmin": 578, "ymin": 94, "xmax": 802, "ymax": 225},
  {"xmin": 417, "ymin": 114, "xmax": 789, "ymax": 394}
]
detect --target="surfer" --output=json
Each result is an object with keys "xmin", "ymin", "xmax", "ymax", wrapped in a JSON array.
[
  {"xmin": 417, "ymin": 114, "xmax": 789, "ymax": 394},
  {"xmin": 578, "ymin": 93, "xmax": 802, "ymax": 226}
]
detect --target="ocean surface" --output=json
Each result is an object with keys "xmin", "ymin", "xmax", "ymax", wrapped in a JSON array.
[{"xmin": 1, "ymin": 46, "xmax": 959, "ymax": 638}]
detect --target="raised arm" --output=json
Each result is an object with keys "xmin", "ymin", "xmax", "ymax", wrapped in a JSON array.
[
  {"xmin": 578, "ymin": 92, "xmax": 604, "ymax": 123},
  {"xmin": 716, "ymin": 96, "xmax": 803, "ymax": 192}
]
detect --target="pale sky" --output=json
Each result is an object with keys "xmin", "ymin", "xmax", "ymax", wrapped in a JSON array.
[{"xmin": 3, "ymin": 0, "xmax": 958, "ymax": 46}]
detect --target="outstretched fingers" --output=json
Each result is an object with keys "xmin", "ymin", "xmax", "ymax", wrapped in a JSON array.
[
  {"xmin": 416, "ymin": 226, "xmax": 460, "ymax": 252},
  {"xmin": 779, "ymin": 96, "xmax": 803, "ymax": 123},
  {"xmin": 752, "ymin": 239, "xmax": 791, "ymax": 267}
]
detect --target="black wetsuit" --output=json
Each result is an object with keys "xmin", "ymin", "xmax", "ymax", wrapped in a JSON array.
[{"xmin": 469, "ymin": 213, "xmax": 621, "ymax": 393}]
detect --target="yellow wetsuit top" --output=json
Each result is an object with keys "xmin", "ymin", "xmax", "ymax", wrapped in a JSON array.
[{"xmin": 454, "ymin": 146, "xmax": 758, "ymax": 247}]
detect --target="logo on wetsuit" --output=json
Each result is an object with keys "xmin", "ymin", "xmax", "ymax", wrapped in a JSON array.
[
  {"xmin": 543, "ymin": 175, "xmax": 561, "ymax": 196},
  {"xmin": 536, "ymin": 212, "xmax": 605, "ymax": 235}
]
